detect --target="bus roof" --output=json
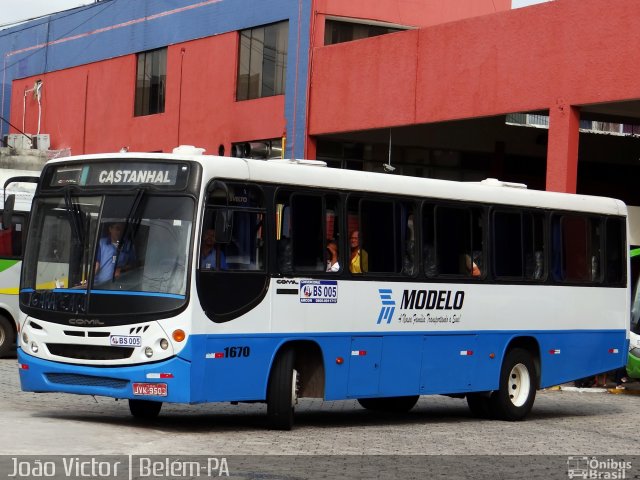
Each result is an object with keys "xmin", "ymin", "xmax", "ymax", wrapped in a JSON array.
[{"xmin": 45, "ymin": 151, "xmax": 626, "ymax": 216}]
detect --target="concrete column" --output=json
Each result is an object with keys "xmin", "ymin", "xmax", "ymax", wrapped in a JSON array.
[{"xmin": 546, "ymin": 102, "xmax": 580, "ymax": 193}]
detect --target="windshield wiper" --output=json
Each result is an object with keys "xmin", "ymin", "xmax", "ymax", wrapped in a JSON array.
[
  {"xmin": 63, "ymin": 188, "xmax": 91, "ymax": 288},
  {"xmin": 64, "ymin": 188, "xmax": 85, "ymax": 247},
  {"xmin": 112, "ymin": 188, "xmax": 146, "ymax": 282}
]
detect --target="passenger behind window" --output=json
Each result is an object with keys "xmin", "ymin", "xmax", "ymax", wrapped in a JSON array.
[
  {"xmin": 462, "ymin": 253, "xmax": 481, "ymax": 277},
  {"xmin": 424, "ymin": 244, "xmax": 437, "ymax": 276},
  {"xmin": 326, "ymin": 240, "xmax": 339, "ymax": 272},
  {"xmin": 200, "ymin": 228, "xmax": 227, "ymax": 270},
  {"xmin": 402, "ymin": 214, "xmax": 416, "ymax": 276},
  {"xmin": 349, "ymin": 230, "xmax": 368, "ymax": 273}
]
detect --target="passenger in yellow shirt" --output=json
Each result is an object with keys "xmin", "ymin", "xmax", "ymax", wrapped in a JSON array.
[{"xmin": 349, "ymin": 230, "xmax": 368, "ymax": 274}]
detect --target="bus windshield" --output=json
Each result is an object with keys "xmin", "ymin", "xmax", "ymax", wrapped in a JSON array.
[{"xmin": 21, "ymin": 191, "xmax": 194, "ymax": 319}]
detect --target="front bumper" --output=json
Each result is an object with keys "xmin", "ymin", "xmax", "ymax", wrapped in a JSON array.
[{"xmin": 18, "ymin": 349, "xmax": 193, "ymax": 403}]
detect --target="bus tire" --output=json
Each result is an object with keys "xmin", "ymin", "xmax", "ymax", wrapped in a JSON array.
[
  {"xmin": 490, "ymin": 348, "xmax": 536, "ymax": 421},
  {"xmin": 0, "ymin": 315, "xmax": 15, "ymax": 358},
  {"xmin": 266, "ymin": 348, "xmax": 298, "ymax": 430},
  {"xmin": 466, "ymin": 393, "xmax": 493, "ymax": 418},
  {"xmin": 357, "ymin": 395, "xmax": 419, "ymax": 413},
  {"xmin": 128, "ymin": 399, "xmax": 162, "ymax": 419}
]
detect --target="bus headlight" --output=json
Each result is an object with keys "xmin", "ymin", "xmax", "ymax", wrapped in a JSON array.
[
  {"xmin": 144, "ymin": 347, "xmax": 153, "ymax": 358},
  {"xmin": 160, "ymin": 339, "xmax": 169, "ymax": 350},
  {"xmin": 630, "ymin": 347, "xmax": 640, "ymax": 359},
  {"xmin": 30, "ymin": 341, "xmax": 39, "ymax": 353},
  {"xmin": 22, "ymin": 332, "xmax": 28, "ymax": 345}
]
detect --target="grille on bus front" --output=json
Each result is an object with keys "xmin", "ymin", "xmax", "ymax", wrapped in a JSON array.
[
  {"xmin": 46, "ymin": 373, "xmax": 128, "ymax": 389},
  {"xmin": 46, "ymin": 344, "xmax": 134, "ymax": 360}
]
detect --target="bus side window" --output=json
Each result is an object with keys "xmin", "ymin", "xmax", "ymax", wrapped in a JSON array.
[
  {"xmin": 293, "ymin": 195, "xmax": 324, "ymax": 271},
  {"xmin": 401, "ymin": 206, "xmax": 417, "ymax": 276},
  {"xmin": 278, "ymin": 192, "xmax": 340, "ymax": 274},
  {"xmin": 422, "ymin": 203, "xmax": 437, "ymax": 277},
  {"xmin": 552, "ymin": 214, "xmax": 601, "ymax": 283},
  {"xmin": 493, "ymin": 210, "xmax": 523, "ymax": 278},
  {"xmin": 0, "ymin": 213, "xmax": 25, "ymax": 258},
  {"xmin": 325, "ymin": 197, "xmax": 341, "ymax": 273},
  {"xmin": 276, "ymin": 199, "xmax": 293, "ymax": 274},
  {"xmin": 358, "ymin": 198, "xmax": 397, "ymax": 273},
  {"xmin": 524, "ymin": 212, "xmax": 545, "ymax": 280},
  {"xmin": 0, "ymin": 214, "xmax": 13, "ymax": 257},
  {"xmin": 605, "ymin": 217, "xmax": 625, "ymax": 284},
  {"xmin": 494, "ymin": 210, "xmax": 544, "ymax": 281},
  {"xmin": 435, "ymin": 205, "xmax": 473, "ymax": 276},
  {"xmin": 470, "ymin": 207, "xmax": 484, "ymax": 276}
]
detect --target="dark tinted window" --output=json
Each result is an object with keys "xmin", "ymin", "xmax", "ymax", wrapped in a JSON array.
[
  {"xmin": 551, "ymin": 214, "xmax": 602, "ymax": 283},
  {"xmin": 493, "ymin": 210, "xmax": 545, "ymax": 280},
  {"xmin": 237, "ymin": 22, "xmax": 288, "ymax": 101},
  {"xmin": 135, "ymin": 48, "xmax": 167, "ymax": 116},
  {"xmin": 324, "ymin": 20, "xmax": 402, "ymax": 45}
]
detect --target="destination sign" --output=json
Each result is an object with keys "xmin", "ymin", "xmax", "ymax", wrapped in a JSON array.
[{"xmin": 50, "ymin": 162, "xmax": 188, "ymax": 188}]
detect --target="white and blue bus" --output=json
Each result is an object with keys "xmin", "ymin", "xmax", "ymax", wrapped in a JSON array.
[{"xmin": 16, "ymin": 147, "xmax": 629, "ymax": 429}]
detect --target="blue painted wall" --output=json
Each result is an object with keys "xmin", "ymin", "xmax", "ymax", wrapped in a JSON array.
[{"xmin": 0, "ymin": 0, "xmax": 311, "ymax": 158}]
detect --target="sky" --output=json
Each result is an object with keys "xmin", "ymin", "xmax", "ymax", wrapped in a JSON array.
[
  {"xmin": 0, "ymin": 0, "xmax": 95, "ymax": 29},
  {"xmin": 512, "ymin": 0, "xmax": 552, "ymax": 8}
]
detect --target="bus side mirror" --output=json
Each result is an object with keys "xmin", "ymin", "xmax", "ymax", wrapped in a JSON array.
[
  {"xmin": 2, "ymin": 195, "xmax": 15, "ymax": 230},
  {"xmin": 215, "ymin": 210, "xmax": 233, "ymax": 244}
]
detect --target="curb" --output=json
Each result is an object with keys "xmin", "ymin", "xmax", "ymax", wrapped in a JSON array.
[{"xmin": 555, "ymin": 385, "xmax": 640, "ymax": 395}]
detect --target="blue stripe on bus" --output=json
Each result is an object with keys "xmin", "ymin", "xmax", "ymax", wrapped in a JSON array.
[
  {"xmin": 18, "ymin": 329, "xmax": 627, "ymax": 405},
  {"xmin": 20, "ymin": 288, "xmax": 184, "ymax": 300},
  {"xmin": 90, "ymin": 290, "xmax": 185, "ymax": 300}
]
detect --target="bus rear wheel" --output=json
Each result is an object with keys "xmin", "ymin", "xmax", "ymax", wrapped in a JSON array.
[
  {"xmin": 128, "ymin": 399, "xmax": 162, "ymax": 419},
  {"xmin": 357, "ymin": 395, "xmax": 419, "ymax": 413},
  {"xmin": 490, "ymin": 348, "xmax": 536, "ymax": 421},
  {"xmin": 0, "ymin": 315, "xmax": 15, "ymax": 358},
  {"xmin": 266, "ymin": 348, "xmax": 298, "ymax": 430}
]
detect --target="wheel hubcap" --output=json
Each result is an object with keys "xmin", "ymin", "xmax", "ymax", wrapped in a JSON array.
[{"xmin": 508, "ymin": 363, "xmax": 530, "ymax": 407}]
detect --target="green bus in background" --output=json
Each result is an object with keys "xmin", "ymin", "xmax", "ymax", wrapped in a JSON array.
[{"xmin": 627, "ymin": 248, "xmax": 640, "ymax": 378}]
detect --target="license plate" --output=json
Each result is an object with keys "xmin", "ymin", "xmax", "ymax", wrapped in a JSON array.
[
  {"xmin": 110, "ymin": 335, "xmax": 141, "ymax": 347},
  {"xmin": 299, "ymin": 280, "xmax": 338, "ymax": 303},
  {"xmin": 132, "ymin": 383, "xmax": 168, "ymax": 397}
]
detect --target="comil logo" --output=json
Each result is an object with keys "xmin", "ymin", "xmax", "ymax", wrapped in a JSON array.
[{"xmin": 377, "ymin": 289, "xmax": 395, "ymax": 324}]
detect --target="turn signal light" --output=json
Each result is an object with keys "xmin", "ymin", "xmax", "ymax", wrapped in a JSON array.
[{"xmin": 172, "ymin": 329, "xmax": 186, "ymax": 342}]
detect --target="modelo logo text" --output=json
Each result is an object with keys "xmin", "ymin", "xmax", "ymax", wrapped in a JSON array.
[
  {"xmin": 98, "ymin": 169, "xmax": 171, "ymax": 184},
  {"xmin": 401, "ymin": 289, "xmax": 464, "ymax": 310}
]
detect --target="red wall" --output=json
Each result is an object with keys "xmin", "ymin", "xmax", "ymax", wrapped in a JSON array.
[
  {"xmin": 315, "ymin": 0, "xmax": 511, "ymax": 29},
  {"xmin": 308, "ymin": 0, "xmax": 640, "ymax": 191},
  {"xmin": 310, "ymin": 0, "xmax": 640, "ymax": 132},
  {"xmin": 11, "ymin": 32, "xmax": 285, "ymax": 155}
]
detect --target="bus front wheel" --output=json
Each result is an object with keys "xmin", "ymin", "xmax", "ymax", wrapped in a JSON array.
[
  {"xmin": 490, "ymin": 348, "xmax": 536, "ymax": 421},
  {"xmin": 266, "ymin": 348, "xmax": 298, "ymax": 430},
  {"xmin": 128, "ymin": 399, "xmax": 162, "ymax": 419},
  {"xmin": 0, "ymin": 315, "xmax": 15, "ymax": 358}
]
